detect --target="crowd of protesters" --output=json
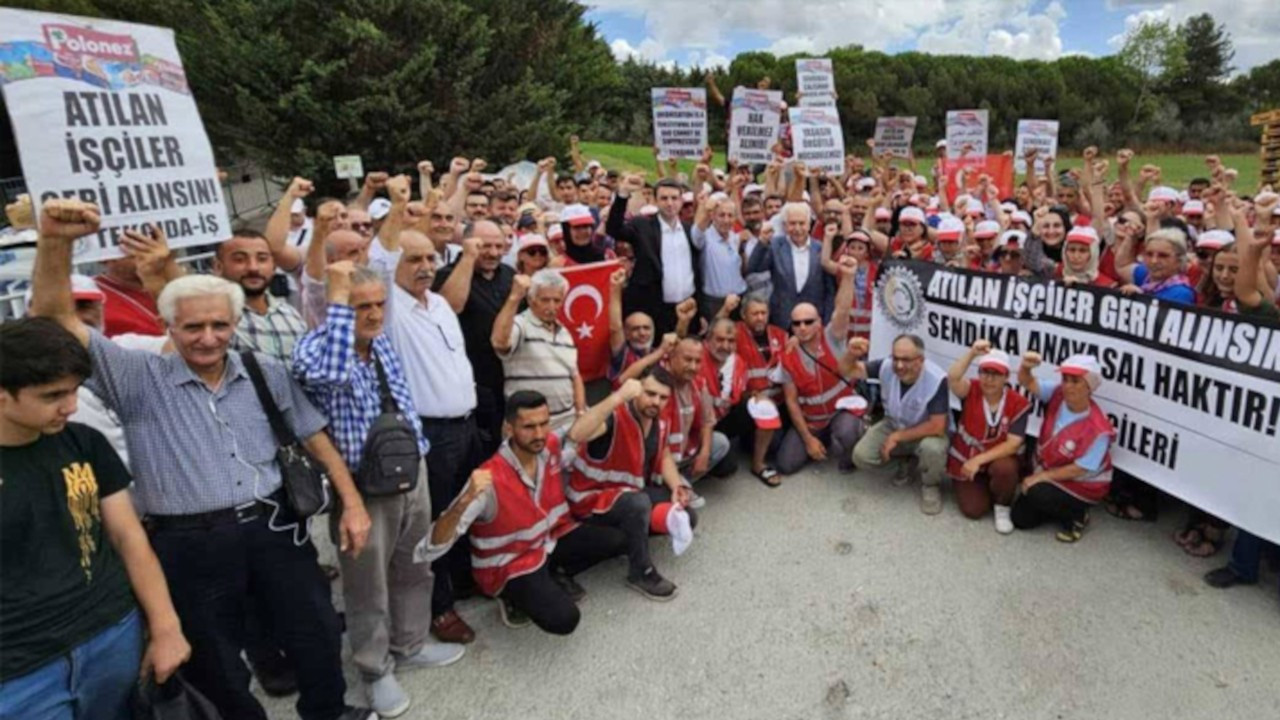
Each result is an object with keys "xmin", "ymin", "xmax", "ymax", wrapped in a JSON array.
[{"xmin": 2, "ymin": 107, "xmax": 1279, "ymax": 719}]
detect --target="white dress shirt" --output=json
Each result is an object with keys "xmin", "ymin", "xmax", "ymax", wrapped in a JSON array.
[
  {"xmin": 368, "ymin": 240, "xmax": 478, "ymax": 417},
  {"xmin": 659, "ymin": 215, "xmax": 695, "ymax": 303},
  {"xmin": 789, "ymin": 238, "xmax": 812, "ymax": 291}
]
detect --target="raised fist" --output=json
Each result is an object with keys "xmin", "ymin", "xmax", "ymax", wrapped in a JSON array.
[
  {"xmin": 510, "ymin": 273, "xmax": 532, "ymax": 300},
  {"xmin": 847, "ymin": 336, "xmax": 870, "ymax": 359},
  {"xmin": 618, "ymin": 378, "xmax": 643, "ymax": 402},
  {"xmin": 450, "ymin": 157, "xmax": 470, "ymax": 175},
  {"xmin": 1116, "ymin": 149, "xmax": 1134, "ymax": 166},
  {"xmin": 470, "ymin": 159, "xmax": 488, "ymax": 173},
  {"xmin": 40, "ymin": 199, "xmax": 101, "ymax": 241},
  {"xmin": 972, "ymin": 338, "xmax": 991, "ymax": 355},
  {"xmin": 723, "ymin": 294, "xmax": 741, "ymax": 314},
  {"xmin": 609, "ymin": 268, "xmax": 627, "ymax": 288},
  {"xmin": 417, "ymin": 160, "xmax": 434, "ymax": 177},
  {"xmin": 364, "ymin": 172, "xmax": 389, "ymax": 190},
  {"xmin": 287, "ymin": 177, "xmax": 314, "ymax": 199},
  {"xmin": 1021, "ymin": 351, "xmax": 1042, "ymax": 369},
  {"xmin": 386, "ymin": 174, "xmax": 412, "ymax": 205}
]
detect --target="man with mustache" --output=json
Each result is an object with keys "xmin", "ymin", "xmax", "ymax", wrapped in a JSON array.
[{"xmin": 214, "ymin": 230, "xmax": 308, "ymax": 367}]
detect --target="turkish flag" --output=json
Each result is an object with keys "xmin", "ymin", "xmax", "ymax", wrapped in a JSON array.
[
  {"xmin": 557, "ymin": 260, "xmax": 620, "ymax": 381},
  {"xmin": 942, "ymin": 155, "xmax": 1014, "ymax": 205}
]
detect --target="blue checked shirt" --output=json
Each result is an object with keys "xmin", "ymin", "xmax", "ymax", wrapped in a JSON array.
[
  {"xmin": 291, "ymin": 304, "xmax": 429, "ymax": 470},
  {"xmin": 84, "ymin": 330, "xmax": 328, "ymax": 515}
]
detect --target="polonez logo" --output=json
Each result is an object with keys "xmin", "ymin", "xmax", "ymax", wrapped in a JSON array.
[{"xmin": 44, "ymin": 25, "xmax": 138, "ymax": 62}]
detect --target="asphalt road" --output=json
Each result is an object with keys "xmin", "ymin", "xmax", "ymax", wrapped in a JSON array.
[{"xmin": 263, "ymin": 461, "xmax": 1280, "ymax": 720}]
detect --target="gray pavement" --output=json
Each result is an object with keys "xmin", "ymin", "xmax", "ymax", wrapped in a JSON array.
[{"xmin": 262, "ymin": 461, "xmax": 1280, "ymax": 720}]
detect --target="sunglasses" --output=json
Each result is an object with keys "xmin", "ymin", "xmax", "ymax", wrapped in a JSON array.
[
  {"xmin": 1196, "ymin": 250, "xmax": 1213, "ymax": 260},
  {"xmin": 523, "ymin": 247, "xmax": 549, "ymax": 256},
  {"xmin": 351, "ymin": 222, "xmax": 374, "ymax": 232},
  {"xmin": 900, "ymin": 221, "xmax": 921, "ymax": 228},
  {"xmin": 792, "ymin": 318, "xmax": 819, "ymax": 326}
]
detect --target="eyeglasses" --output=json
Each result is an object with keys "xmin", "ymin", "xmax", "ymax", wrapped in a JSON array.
[
  {"xmin": 792, "ymin": 318, "xmax": 819, "ymax": 326},
  {"xmin": 892, "ymin": 355, "xmax": 922, "ymax": 365}
]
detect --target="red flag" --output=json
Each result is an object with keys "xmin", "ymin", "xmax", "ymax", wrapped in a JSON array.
[
  {"xmin": 557, "ymin": 260, "xmax": 621, "ymax": 381},
  {"xmin": 943, "ymin": 154, "xmax": 1014, "ymax": 205}
]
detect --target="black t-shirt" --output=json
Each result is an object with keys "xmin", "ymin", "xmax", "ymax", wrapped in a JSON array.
[
  {"xmin": 587, "ymin": 406, "xmax": 660, "ymax": 474},
  {"xmin": 0, "ymin": 423, "xmax": 136, "ymax": 680},
  {"xmin": 866, "ymin": 359, "xmax": 949, "ymax": 417},
  {"xmin": 434, "ymin": 262, "xmax": 515, "ymax": 391}
]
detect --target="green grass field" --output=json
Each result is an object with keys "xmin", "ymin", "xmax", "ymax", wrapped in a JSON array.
[{"xmin": 578, "ymin": 141, "xmax": 1264, "ymax": 191}]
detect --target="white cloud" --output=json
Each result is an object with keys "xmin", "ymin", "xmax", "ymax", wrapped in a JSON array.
[{"xmin": 609, "ymin": 37, "xmax": 667, "ymax": 63}]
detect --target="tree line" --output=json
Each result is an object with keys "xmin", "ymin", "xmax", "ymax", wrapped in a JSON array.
[{"xmin": 2, "ymin": 1, "xmax": 1278, "ymax": 186}]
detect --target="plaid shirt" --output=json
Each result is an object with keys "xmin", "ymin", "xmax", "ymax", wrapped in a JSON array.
[
  {"xmin": 233, "ymin": 293, "xmax": 308, "ymax": 368},
  {"xmin": 292, "ymin": 304, "xmax": 429, "ymax": 469}
]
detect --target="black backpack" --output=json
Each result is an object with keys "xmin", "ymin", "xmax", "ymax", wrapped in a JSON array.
[{"xmin": 356, "ymin": 354, "xmax": 421, "ymax": 496}]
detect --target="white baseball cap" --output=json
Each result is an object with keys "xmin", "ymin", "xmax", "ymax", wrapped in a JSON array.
[
  {"xmin": 1000, "ymin": 229, "xmax": 1027, "ymax": 249},
  {"xmin": 291, "ymin": 198, "xmax": 306, "ymax": 214},
  {"xmin": 561, "ymin": 204, "xmax": 595, "ymax": 226},
  {"xmin": 1182, "ymin": 200, "xmax": 1205, "ymax": 216},
  {"xmin": 936, "ymin": 216, "xmax": 965, "ymax": 241},
  {"xmin": 1196, "ymin": 229, "xmax": 1233, "ymax": 250},
  {"xmin": 1060, "ymin": 354, "xmax": 1102, "ymax": 390},
  {"xmin": 1010, "ymin": 210, "xmax": 1032, "ymax": 227},
  {"xmin": 368, "ymin": 197, "xmax": 392, "ymax": 221},
  {"xmin": 974, "ymin": 220, "xmax": 1001, "ymax": 239},
  {"xmin": 1149, "ymin": 186, "xmax": 1179, "ymax": 203},
  {"xmin": 1066, "ymin": 226, "xmax": 1099, "ymax": 246},
  {"xmin": 747, "ymin": 397, "xmax": 782, "ymax": 430},
  {"xmin": 977, "ymin": 349, "xmax": 1011, "ymax": 374},
  {"xmin": 899, "ymin": 206, "xmax": 926, "ymax": 225}
]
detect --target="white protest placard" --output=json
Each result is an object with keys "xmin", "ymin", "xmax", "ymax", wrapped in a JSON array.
[
  {"xmin": 333, "ymin": 155, "xmax": 364, "ymax": 180},
  {"xmin": 872, "ymin": 260, "xmax": 1280, "ymax": 545},
  {"xmin": 798, "ymin": 94, "xmax": 836, "ymax": 108},
  {"xmin": 790, "ymin": 106, "xmax": 845, "ymax": 175},
  {"xmin": 0, "ymin": 9, "xmax": 229, "ymax": 262},
  {"xmin": 651, "ymin": 87, "xmax": 707, "ymax": 160},
  {"xmin": 945, "ymin": 109, "xmax": 990, "ymax": 166},
  {"xmin": 795, "ymin": 58, "xmax": 835, "ymax": 98},
  {"xmin": 1014, "ymin": 119, "xmax": 1060, "ymax": 174},
  {"xmin": 727, "ymin": 88, "xmax": 782, "ymax": 165},
  {"xmin": 873, "ymin": 116, "xmax": 917, "ymax": 158}
]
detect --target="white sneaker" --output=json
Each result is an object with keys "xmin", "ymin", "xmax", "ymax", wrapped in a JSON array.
[
  {"xmin": 366, "ymin": 674, "xmax": 411, "ymax": 718},
  {"xmin": 993, "ymin": 504, "xmax": 1014, "ymax": 535},
  {"xmin": 395, "ymin": 642, "xmax": 465, "ymax": 671},
  {"xmin": 686, "ymin": 489, "xmax": 706, "ymax": 509}
]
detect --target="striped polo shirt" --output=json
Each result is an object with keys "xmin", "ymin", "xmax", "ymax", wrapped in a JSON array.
[{"xmin": 498, "ymin": 310, "xmax": 579, "ymax": 430}]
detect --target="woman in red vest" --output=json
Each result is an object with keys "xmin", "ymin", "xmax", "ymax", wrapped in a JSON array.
[
  {"xmin": 1013, "ymin": 353, "xmax": 1116, "ymax": 543},
  {"xmin": 945, "ymin": 341, "xmax": 1030, "ymax": 534}
]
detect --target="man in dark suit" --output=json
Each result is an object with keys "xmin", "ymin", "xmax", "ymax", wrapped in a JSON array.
[
  {"xmin": 745, "ymin": 202, "xmax": 833, "ymax": 331},
  {"xmin": 606, "ymin": 176, "xmax": 701, "ymax": 337}
]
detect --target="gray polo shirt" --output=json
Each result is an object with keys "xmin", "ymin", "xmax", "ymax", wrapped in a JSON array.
[{"xmin": 85, "ymin": 330, "xmax": 327, "ymax": 516}]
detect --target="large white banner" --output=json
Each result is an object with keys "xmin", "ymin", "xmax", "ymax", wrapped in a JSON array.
[
  {"xmin": 795, "ymin": 58, "xmax": 835, "ymax": 98},
  {"xmin": 873, "ymin": 116, "xmax": 917, "ymax": 159},
  {"xmin": 790, "ymin": 106, "xmax": 845, "ymax": 175},
  {"xmin": 871, "ymin": 260, "xmax": 1280, "ymax": 544},
  {"xmin": 945, "ymin": 109, "xmax": 990, "ymax": 167},
  {"xmin": 727, "ymin": 88, "xmax": 782, "ymax": 165},
  {"xmin": 1014, "ymin": 119, "xmax": 1059, "ymax": 174},
  {"xmin": 651, "ymin": 87, "xmax": 707, "ymax": 160},
  {"xmin": 0, "ymin": 9, "xmax": 229, "ymax": 262}
]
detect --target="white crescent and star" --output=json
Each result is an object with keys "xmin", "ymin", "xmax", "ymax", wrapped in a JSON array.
[{"xmin": 563, "ymin": 284, "xmax": 604, "ymax": 340}]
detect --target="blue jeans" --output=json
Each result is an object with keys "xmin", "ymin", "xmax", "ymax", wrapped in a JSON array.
[
  {"xmin": 1229, "ymin": 530, "xmax": 1279, "ymax": 594},
  {"xmin": 0, "ymin": 609, "xmax": 142, "ymax": 720}
]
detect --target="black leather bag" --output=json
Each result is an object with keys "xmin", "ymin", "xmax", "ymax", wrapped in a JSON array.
[
  {"xmin": 241, "ymin": 351, "xmax": 332, "ymax": 519},
  {"xmin": 132, "ymin": 672, "xmax": 223, "ymax": 720},
  {"xmin": 356, "ymin": 355, "xmax": 421, "ymax": 496}
]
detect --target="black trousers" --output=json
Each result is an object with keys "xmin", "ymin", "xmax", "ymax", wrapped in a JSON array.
[
  {"xmin": 421, "ymin": 415, "xmax": 483, "ymax": 617},
  {"xmin": 584, "ymin": 486, "xmax": 695, "ymax": 580},
  {"xmin": 1011, "ymin": 483, "xmax": 1093, "ymax": 530},
  {"xmin": 148, "ymin": 512, "xmax": 346, "ymax": 720},
  {"xmin": 500, "ymin": 524, "xmax": 627, "ymax": 635}
]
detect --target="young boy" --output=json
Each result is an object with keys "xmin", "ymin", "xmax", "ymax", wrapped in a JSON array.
[{"xmin": 0, "ymin": 317, "xmax": 190, "ymax": 718}]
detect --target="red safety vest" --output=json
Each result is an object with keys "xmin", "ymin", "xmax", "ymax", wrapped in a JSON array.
[
  {"xmin": 662, "ymin": 375, "xmax": 710, "ymax": 463},
  {"xmin": 699, "ymin": 345, "xmax": 747, "ymax": 421},
  {"xmin": 779, "ymin": 331, "xmax": 852, "ymax": 431},
  {"xmin": 567, "ymin": 403, "xmax": 667, "ymax": 517},
  {"xmin": 946, "ymin": 380, "xmax": 1031, "ymax": 480},
  {"xmin": 469, "ymin": 435, "xmax": 577, "ymax": 597},
  {"xmin": 1036, "ymin": 388, "xmax": 1116, "ymax": 503},
  {"xmin": 736, "ymin": 323, "xmax": 786, "ymax": 399}
]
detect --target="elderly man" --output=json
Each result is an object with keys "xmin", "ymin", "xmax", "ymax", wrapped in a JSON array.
[
  {"xmin": 492, "ymin": 270, "xmax": 585, "ymax": 432},
  {"xmin": 692, "ymin": 196, "xmax": 749, "ymax": 322},
  {"xmin": 607, "ymin": 268, "xmax": 695, "ymax": 387},
  {"xmin": 746, "ymin": 202, "xmax": 833, "ymax": 331},
  {"xmin": 371, "ymin": 179, "xmax": 485, "ymax": 645},
  {"xmin": 425, "ymin": 387, "xmax": 639, "ymax": 633},
  {"xmin": 848, "ymin": 334, "xmax": 950, "ymax": 515},
  {"xmin": 435, "ymin": 220, "xmax": 515, "ymax": 454},
  {"xmin": 733, "ymin": 293, "xmax": 789, "ymax": 482},
  {"xmin": 607, "ymin": 176, "xmax": 701, "ymax": 337},
  {"xmin": 292, "ymin": 261, "xmax": 464, "ymax": 717},
  {"xmin": 214, "ymin": 230, "xmax": 308, "ymax": 364},
  {"xmin": 772, "ymin": 257, "xmax": 862, "ymax": 477},
  {"xmin": 28, "ymin": 199, "xmax": 376, "ymax": 720}
]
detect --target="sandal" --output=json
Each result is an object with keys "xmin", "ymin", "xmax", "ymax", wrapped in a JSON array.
[
  {"xmin": 1184, "ymin": 525, "xmax": 1224, "ymax": 558},
  {"xmin": 1174, "ymin": 526, "xmax": 1205, "ymax": 549},
  {"xmin": 1055, "ymin": 521, "xmax": 1085, "ymax": 543},
  {"xmin": 1105, "ymin": 501, "xmax": 1151, "ymax": 522},
  {"xmin": 753, "ymin": 465, "xmax": 782, "ymax": 488}
]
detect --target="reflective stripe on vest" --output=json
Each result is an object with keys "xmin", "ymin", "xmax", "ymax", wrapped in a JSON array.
[
  {"xmin": 470, "ymin": 501, "xmax": 570, "ymax": 550},
  {"xmin": 569, "ymin": 456, "xmax": 646, "ymax": 490},
  {"xmin": 798, "ymin": 381, "xmax": 847, "ymax": 407}
]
